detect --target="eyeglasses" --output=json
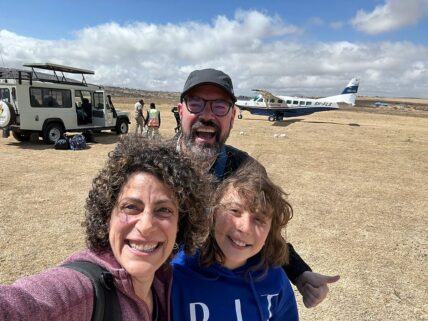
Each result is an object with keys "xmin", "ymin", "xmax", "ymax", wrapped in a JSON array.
[{"xmin": 184, "ymin": 96, "xmax": 233, "ymax": 117}]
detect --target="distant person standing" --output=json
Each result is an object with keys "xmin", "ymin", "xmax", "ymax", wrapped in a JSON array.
[
  {"xmin": 145, "ymin": 102, "xmax": 161, "ymax": 139},
  {"xmin": 171, "ymin": 106, "xmax": 181, "ymax": 133},
  {"xmin": 134, "ymin": 98, "xmax": 145, "ymax": 134}
]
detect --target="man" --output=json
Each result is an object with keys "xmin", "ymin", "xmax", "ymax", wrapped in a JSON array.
[
  {"xmin": 171, "ymin": 106, "xmax": 181, "ymax": 133},
  {"xmin": 145, "ymin": 102, "xmax": 161, "ymax": 139},
  {"xmin": 177, "ymin": 68, "xmax": 340, "ymax": 308},
  {"xmin": 134, "ymin": 98, "xmax": 145, "ymax": 134}
]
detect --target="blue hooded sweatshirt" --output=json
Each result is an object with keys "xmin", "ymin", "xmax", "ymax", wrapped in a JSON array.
[{"xmin": 171, "ymin": 250, "xmax": 298, "ymax": 321}]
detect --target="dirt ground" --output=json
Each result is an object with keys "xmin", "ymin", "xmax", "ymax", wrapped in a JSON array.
[{"xmin": 0, "ymin": 99, "xmax": 427, "ymax": 320}]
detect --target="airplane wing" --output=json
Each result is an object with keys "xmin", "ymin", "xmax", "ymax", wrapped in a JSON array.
[{"xmin": 252, "ymin": 89, "xmax": 283, "ymax": 104}]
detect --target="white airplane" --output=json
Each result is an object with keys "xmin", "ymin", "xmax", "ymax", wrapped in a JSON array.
[{"xmin": 235, "ymin": 78, "xmax": 360, "ymax": 121}]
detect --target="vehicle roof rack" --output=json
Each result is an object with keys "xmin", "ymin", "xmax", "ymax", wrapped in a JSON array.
[
  {"xmin": 23, "ymin": 63, "xmax": 94, "ymax": 75},
  {"xmin": 22, "ymin": 63, "xmax": 95, "ymax": 86}
]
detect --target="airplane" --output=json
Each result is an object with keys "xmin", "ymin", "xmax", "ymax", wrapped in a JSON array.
[{"xmin": 235, "ymin": 78, "xmax": 360, "ymax": 121}]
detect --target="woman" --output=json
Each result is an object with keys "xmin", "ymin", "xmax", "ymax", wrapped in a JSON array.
[
  {"xmin": 0, "ymin": 134, "xmax": 210, "ymax": 321},
  {"xmin": 172, "ymin": 160, "xmax": 299, "ymax": 321}
]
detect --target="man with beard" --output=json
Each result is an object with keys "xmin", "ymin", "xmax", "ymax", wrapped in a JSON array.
[{"xmin": 176, "ymin": 68, "xmax": 340, "ymax": 308}]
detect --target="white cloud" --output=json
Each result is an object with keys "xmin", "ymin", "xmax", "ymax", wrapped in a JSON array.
[
  {"xmin": 351, "ymin": 0, "xmax": 428, "ymax": 34},
  {"xmin": 307, "ymin": 17, "xmax": 325, "ymax": 27},
  {"xmin": 0, "ymin": 10, "xmax": 427, "ymax": 98},
  {"xmin": 329, "ymin": 21, "xmax": 345, "ymax": 30}
]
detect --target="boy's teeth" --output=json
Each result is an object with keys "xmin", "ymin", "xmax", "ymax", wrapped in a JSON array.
[{"xmin": 231, "ymin": 238, "xmax": 246, "ymax": 247}]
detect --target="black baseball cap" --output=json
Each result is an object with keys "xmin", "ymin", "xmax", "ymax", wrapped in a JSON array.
[{"xmin": 180, "ymin": 68, "xmax": 237, "ymax": 103}]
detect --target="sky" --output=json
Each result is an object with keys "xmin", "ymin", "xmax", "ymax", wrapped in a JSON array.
[{"xmin": 1, "ymin": 0, "xmax": 428, "ymax": 98}]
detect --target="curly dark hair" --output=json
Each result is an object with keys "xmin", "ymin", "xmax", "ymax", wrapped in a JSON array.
[
  {"xmin": 84, "ymin": 134, "xmax": 212, "ymax": 258},
  {"xmin": 200, "ymin": 160, "xmax": 293, "ymax": 270}
]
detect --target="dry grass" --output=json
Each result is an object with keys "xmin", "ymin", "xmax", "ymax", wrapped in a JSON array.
[{"xmin": 0, "ymin": 98, "xmax": 427, "ymax": 320}]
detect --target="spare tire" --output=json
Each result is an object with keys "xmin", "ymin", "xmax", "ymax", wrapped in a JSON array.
[{"xmin": 0, "ymin": 101, "xmax": 16, "ymax": 128}]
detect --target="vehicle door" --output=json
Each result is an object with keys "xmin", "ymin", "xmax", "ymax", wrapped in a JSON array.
[
  {"xmin": 94, "ymin": 91, "xmax": 115, "ymax": 127},
  {"xmin": 75, "ymin": 89, "xmax": 96, "ymax": 126}
]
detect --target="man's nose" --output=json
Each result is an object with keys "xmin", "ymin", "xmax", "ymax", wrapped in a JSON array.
[{"xmin": 199, "ymin": 101, "xmax": 215, "ymax": 120}]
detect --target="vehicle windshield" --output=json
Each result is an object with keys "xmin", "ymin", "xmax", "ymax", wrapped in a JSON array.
[{"xmin": 0, "ymin": 88, "xmax": 10, "ymax": 103}]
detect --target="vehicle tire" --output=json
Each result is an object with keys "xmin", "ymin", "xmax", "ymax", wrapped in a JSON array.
[
  {"xmin": 43, "ymin": 123, "xmax": 64, "ymax": 144},
  {"xmin": 115, "ymin": 118, "xmax": 129, "ymax": 135},
  {"xmin": 0, "ymin": 101, "xmax": 16, "ymax": 128},
  {"xmin": 12, "ymin": 131, "xmax": 31, "ymax": 142},
  {"xmin": 237, "ymin": 114, "xmax": 243, "ymax": 119},
  {"xmin": 268, "ymin": 115, "xmax": 275, "ymax": 122}
]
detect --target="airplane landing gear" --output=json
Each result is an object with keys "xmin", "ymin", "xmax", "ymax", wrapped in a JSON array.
[{"xmin": 268, "ymin": 114, "xmax": 284, "ymax": 121}]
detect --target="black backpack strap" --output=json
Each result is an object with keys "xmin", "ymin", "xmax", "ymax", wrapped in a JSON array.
[{"xmin": 62, "ymin": 261, "xmax": 122, "ymax": 321}]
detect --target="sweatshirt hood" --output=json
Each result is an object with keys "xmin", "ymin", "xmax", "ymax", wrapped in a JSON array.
[{"xmin": 173, "ymin": 250, "xmax": 266, "ymax": 281}]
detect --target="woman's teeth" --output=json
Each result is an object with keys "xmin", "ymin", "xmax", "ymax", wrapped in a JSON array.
[{"xmin": 128, "ymin": 242, "xmax": 160, "ymax": 253}]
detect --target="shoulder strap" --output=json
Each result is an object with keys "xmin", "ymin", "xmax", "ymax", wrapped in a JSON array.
[{"xmin": 62, "ymin": 261, "xmax": 122, "ymax": 321}]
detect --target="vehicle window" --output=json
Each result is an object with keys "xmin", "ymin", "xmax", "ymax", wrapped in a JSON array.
[
  {"xmin": 300, "ymin": 101, "xmax": 305, "ymax": 105},
  {"xmin": 306, "ymin": 101, "xmax": 312, "ymax": 105},
  {"xmin": 0, "ymin": 88, "xmax": 10, "ymax": 103},
  {"xmin": 30, "ymin": 87, "xmax": 71, "ymax": 108},
  {"xmin": 286, "ymin": 100, "xmax": 292, "ymax": 104},
  {"xmin": 270, "ymin": 99, "xmax": 275, "ymax": 103},
  {"xmin": 93, "ymin": 92, "xmax": 104, "ymax": 110},
  {"xmin": 30, "ymin": 88, "xmax": 42, "ymax": 106},
  {"xmin": 75, "ymin": 90, "xmax": 92, "ymax": 108},
  {"xmin": 278, "ymin": 99, "xmax": 283, "ymax": 103},
  {"xmin": 293, "ymin": 100, "xmax": 298, "ymax": 105}
]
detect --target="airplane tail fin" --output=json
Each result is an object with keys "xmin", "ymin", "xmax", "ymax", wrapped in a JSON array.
[
  {"xmin": 316, "ymin": 78, "xmax": 360, "ymax": 106},
  {"xmin": 341, "ymin": 78, "xmax": 359, "ymax": 95}
]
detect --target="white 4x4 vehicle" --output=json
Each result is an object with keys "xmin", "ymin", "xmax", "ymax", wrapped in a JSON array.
[{"xmin": 0, "ymin": 63, "xmax": 130, "ymax": 144}]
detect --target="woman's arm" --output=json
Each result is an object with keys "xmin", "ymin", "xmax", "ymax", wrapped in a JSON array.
[{"xmin": 0, "ymin": 267, "xmax": 94, "ymax": 321}]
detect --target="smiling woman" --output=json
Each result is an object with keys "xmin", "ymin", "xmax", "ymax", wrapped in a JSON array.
[{"xmin": 0, "ymin": 134, "xmax": 211, "ymax": 321}]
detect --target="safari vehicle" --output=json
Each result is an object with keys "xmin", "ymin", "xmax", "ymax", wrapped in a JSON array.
[{"xmin": 0, "ymin": 63, "xmax": 130, "ymax": 144}]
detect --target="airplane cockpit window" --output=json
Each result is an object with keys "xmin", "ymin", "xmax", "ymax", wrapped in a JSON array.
[{"xmin": 251, "ymin": 96, "xmax": 257, "ymax": 101}]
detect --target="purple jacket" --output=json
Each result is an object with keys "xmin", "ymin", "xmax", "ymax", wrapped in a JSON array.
[{"xmin": 0, "ymin": 250, "xmax": 172, "ymax": 321}]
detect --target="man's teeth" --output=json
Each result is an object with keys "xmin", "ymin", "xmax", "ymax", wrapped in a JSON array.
[
  {"xmin": 129, "ymin": 242, "xmax": 159, "ymax": 253},
  {"xmin": 231, "ymin": 238, "xmax": 247, "ymax": 247},
  {"xmin": 197, "ymin": 128, "xmax": 215, "ymax": 133}
]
